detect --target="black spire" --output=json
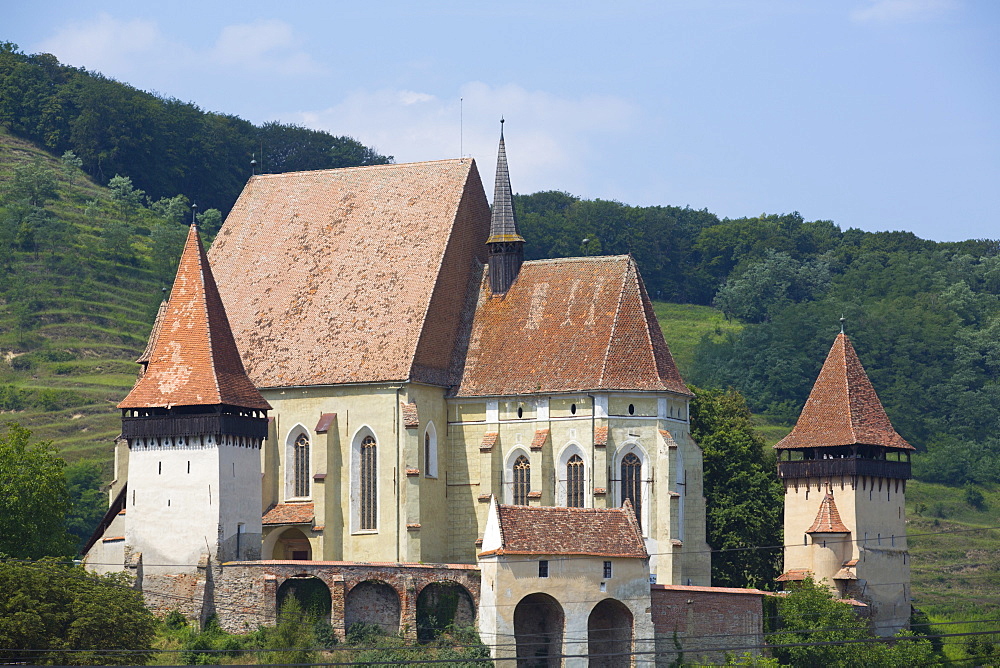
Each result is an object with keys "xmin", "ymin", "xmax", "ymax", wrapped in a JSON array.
[{"xmin": 487, "ymin": 119, "xmax": 525, "ymax": 295}]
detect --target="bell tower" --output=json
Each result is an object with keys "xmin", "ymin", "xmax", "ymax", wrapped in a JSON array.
[
  {"xmin": 118, "ymin": 224, "xmax": 270, "ymax": 575},
  {"xmin": 776, "ymin": 328, "xmax": 913, "ymax": 635}
]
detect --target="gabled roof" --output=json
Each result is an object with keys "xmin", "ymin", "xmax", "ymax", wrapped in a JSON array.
[
  {"xmin": 775, "ymin": 333, "xmax": 913, "ymax": 450},
  {"xmin": 453, "ymin": 255, "xmax": 690, "ymax": 396},
  {"xmin": 807, "ymin": 492, "xmax": 850, "ymax": 534},
  {"xmin": 119, "ymin": 226, "xmax": 270, "ymax": 410},
  {"xmin": 208, "ymin": 160, "xmax": 490, "ymax": 389},
  {"xmin": 480, "ymin": 500, "xmax": 647, "ymax": 558},
  {"xmin": 486, "ymin": 125, "xmax": 524, "ymax": 245}
]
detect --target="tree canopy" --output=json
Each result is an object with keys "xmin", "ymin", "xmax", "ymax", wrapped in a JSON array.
[{"xmin": 0, "ymin": 559, "xmax": 156, "ymax": 665}]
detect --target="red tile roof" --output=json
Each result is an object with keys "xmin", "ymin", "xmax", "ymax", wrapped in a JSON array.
[
  {"xmin": 775, "ymin": 334, "xmax": 913, "ymax": 450},
  {"xmin": 208, "ymin": 160, "xmax": 490, "ymax": 389},
  {"xmin": 454, "ymin": 256, "xmax": 689, "ymax": 397},
  {"xmin": 135, "ymin": 299, "xmax": 167, "ymax": 366},
  {"xmin": 807, "ymin": 492, "xmax": 850, "ymax": 533},
  {"xmin": 776, "ymin": 568, "xmax": 813, "ymax": 582},
  {"xmin": 530, "ymin": 428, "xmax": 549, "ymax": 450},
  {"xmin": 262, "ymin": 502, "xmax": 314, "ymax": 525},
  {"xmin": 594, "ymin": 426, "xmax": 608, "ymax": 446},
  {"xmin": 480, "ymin": 432, "xmax": 499, "ymax": 452},
  {"xmin": 119, "ymin": 226, "xmax": 270, "ymax": 410},
  {"xmin": 315, "ymin": 413, "xmax": 336, "ymax": 434},
  {"xmin": 402, "ymin": 402, "xmax": 419, "ymax": 429},
  {"xmin": 482, "ymin": 500, "xmax": 646, "ymax": 558}
]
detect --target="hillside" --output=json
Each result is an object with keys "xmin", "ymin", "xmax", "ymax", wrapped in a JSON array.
[{"xmin": 0, "ymin": 126, "xmax": 161, "ymax": 464}]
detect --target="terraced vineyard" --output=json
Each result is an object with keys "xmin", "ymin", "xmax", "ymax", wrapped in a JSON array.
[{"xmin": 0, "ymin": 127, "xmax": 164, "ymax": 465}]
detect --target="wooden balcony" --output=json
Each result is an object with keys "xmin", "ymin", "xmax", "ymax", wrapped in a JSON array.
[
  {"xmin": 122, "ymin": 413, "xmax": 268, "ymax": 440},
  {"xmin": 777, "ymin": 458, "xmax": 910, "ymax": 480}
]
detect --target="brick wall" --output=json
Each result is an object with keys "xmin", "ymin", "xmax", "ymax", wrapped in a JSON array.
[{"xmin": 650, "ymin": 585, "xmax": 765, "ymax": 665}]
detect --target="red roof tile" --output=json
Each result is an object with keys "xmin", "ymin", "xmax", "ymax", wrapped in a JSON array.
[
  {"xmin": 807, "ymin": 492, "xmax": 850, "ymax": 534},
  {"xmin": 480, "ymin": 432, "xmax": 499, "ymax": 452},
  {"xmin": 262, "ymin": 502, "xmax": 314, "ymax": 525},
  {"xmin": 119, "ymin": 226, "xmax": 270, "ymax": 410},
  {"xmin": 776, "ymin": 568, "xmax": 813, "ymax": 582},
  {"xmin": 135, "ymin": 299, "xmax": 167, "ymax": 366},
  {"xmin": 315, "ymin": 412, "xmax": 336, "ymax": 434},
  {"xmin": 208, "ymin": 160, "xmax": 490, "ymax": 389},
  {"xmin": 775, "ymin": 334, "xmax": 913, "ymax": 450},
  {"xmin": 594, "ymin": 426, "xmax": 608, "ymax": 446},
  {"xmin": 530, "ymin": 428, "xmax": 549, "ymax": 450},
  {"xmin": 454, "ymin": 256, "xmax": 689, "ymax": 397},
  {"xmin": 402, "ymin": 402, "xmax": 419, "ymax": 429},
  {"xmin": 484, "ymin": 500, "xmax": 646, "ymax": 558}
]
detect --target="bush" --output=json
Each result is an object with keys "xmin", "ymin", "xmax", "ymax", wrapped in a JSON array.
[{"xmin": 964, "ymin": 486, "xmax": 987, "ymax": 511}]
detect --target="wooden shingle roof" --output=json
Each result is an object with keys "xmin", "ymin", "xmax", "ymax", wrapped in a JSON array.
[
  {"xmin": 481, "ymin": 501, "xmax": 647, "ymax": 558},
  {"xmin": 807, "ymin": 492, "xmax": 850, "ymax": 534},
  {"xmin": 454, "ymin": 255, "xmax": 689, "ymax": 397},
  {"xmin": 119, "ymin": 226, "xmax": 270, "ymax": 411},
  {"xmin": 208, "ymin": 160, "xmax": 490, "ymax": 389},
  {"xmin": 775, "ymin": 333, "xmax": 913, "ymax": 451}
]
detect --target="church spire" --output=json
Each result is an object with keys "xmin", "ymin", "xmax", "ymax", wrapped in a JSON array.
[{"xmin": 487, "ymin": 119, "xmax": 525, "ymax": 295}]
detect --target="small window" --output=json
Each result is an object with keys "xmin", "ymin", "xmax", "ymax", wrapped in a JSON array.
[
  {"xmin": 628, "ymin": 403, "xmax": 635, "ymax": 415},
  {"xmin": 570, "ymin": 403, "xmax": 577, "ymax": 415},
  {"xmin": 567, "ymin": 454, "xmax": 585, "ymax": 508},
  {"xmin": 158, "ymin": 461, "xmax": 162, "ymax": 475},
  {"xmin": 517, "ymin": 406, "xmax": 523, "ymax": 418},
  {"xmin": 539, "ymin": 560, "xmax": 549, "ymax": 578},
  {"xmin": 603, "ymin": 561, "xmax": 612, "ymax": 578}
]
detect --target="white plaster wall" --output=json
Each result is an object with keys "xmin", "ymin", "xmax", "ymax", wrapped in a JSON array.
[
  {"xmin": 126, "ymin": 437, "xmax": 222, "ymax": 574},
  {"xmin": 83, "ymin": 512, "xmax": 127, "ymax": 575},
  {"xmin": 217, "ymin": 441, "xmax": 263, "ymax": 561}
]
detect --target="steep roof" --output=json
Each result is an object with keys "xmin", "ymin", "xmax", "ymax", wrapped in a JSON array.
[
  {"xmin": 453, "ymin": 255, "xmax": 690, "ymax": 396},
  {"xmin": 119, "ymin": 226, "xmax": 270, "ymax": 410},
  {"xmin": 481, "ymin": 501, "xmax": 647, "ymax": 558},
  {"xmin": 807, "ymin": 492, "xmax": 850, "ymax": 534},
  {"xmin": 135, "ymin": 299, "xmax": 167, "ymax": 367},
  {"xmin": 486, "ymin": 125, "xmax": 524, "ymax": 244},
  {"xmin": 208, "ymin": 160, "xmax": 490, "ymax": 388},
  {"xmin": 775, "ymin": 333, "xmax": 913, "ymax": 450}
]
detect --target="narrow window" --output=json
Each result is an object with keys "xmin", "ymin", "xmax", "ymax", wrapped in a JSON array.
[
  {"xmin": 539, "ymin": 560, "xmax": 549, "ymax": 578},
  {"xmin": 424, "ymin": 432, "xmax": 431, "ymax": 476},
  {"xmin": 603, "ymin": 561, "xmax": 612, "ymax": 578},
  {"xmin": 187, "ymin": 461, "xmax": 190, "ymax": 474},
  {"xmin": 294, "ymin": 433, "xmax": 310, "ymax": 498},
  {"xmin": 621, "ymin": 453, "xmax": 642, "ymax": 529},
  {"xmin": 570, "ymin": 403, "xmax": 577, "ymax": 415},
  {"xmin": 158, "ymin": 461, "xmax": 161, "ymax": 475},
  {"xmin": 566, "ymin": 454, "xmax": 585, "ymax": 508},
  {"xmin": 517, "ymin": 406, "xmax": 523, "ymax": 418},
  {"xmin": 628, "ymin": 403, "xmax": 635, "ymax": 415},
  {"xmin": 360, "ymin": 435, "xmax": 377, "ymax": 530},
  {"xmin": 513, "ymin": 455, "xmax": 531, "ymax": 506}
]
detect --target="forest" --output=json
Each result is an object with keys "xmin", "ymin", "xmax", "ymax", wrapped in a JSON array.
[
  {"xmin": 0, "ymin": 42, "xmax": 391, "ymax": 215},
  {"xmin": 516, "ymin": 192, "xmax": 1000, "ymax": 487}
]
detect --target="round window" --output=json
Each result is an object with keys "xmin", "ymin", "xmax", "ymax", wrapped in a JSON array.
[
  {"xmin": 517, "ymin": 406, "xmax": 523, "ymax": 418},
  {"xmin": 571, "ymin": 403, "xmax": 577, "ymax": 415},
  {"xmin": 628, "ymin": 404, "xmax": 635, "ymax": 415}
]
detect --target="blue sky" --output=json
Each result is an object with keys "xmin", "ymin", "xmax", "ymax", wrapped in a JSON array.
[{"xmin": 7, "ymin": 1, "xmax": 998, "ymax": 241}]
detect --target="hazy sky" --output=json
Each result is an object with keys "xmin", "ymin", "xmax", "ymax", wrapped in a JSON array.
[{"xmin": 7, "ymin": 1, "xmax": 998, "ymax": 241}]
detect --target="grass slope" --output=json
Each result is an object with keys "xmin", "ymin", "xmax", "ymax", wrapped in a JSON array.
[{"xmin": 0, "ymin": 127, "xmax": 161, "ymax": 465}]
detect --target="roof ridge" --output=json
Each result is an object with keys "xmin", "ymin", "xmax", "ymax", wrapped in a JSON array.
[
  {"xmin": 251, "ymin": 158, "xmax": 469, "ymax": 180},
  {"xmin": 523, "ymin": 255, "xmax": 630, "ymax": 266}
]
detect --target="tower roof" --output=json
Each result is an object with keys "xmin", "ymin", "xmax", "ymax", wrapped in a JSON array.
[
  {"xmin": 807, "ymin": 492, "xmax": 850, "ymax": 534},
  {"xmin": 775, "ymin": 333, "xmax": 912, "ymax": 450},
  {"xmin": 119, "ymin": 225, "xmax": 270, "ymax": 410},
  {"xmin": 486, "ymin": 124, "xmax": 524, "ymax": 244}
]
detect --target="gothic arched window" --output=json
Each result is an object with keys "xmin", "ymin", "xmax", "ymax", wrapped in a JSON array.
[
  {"xmin": 293, "ymin": 433, "xmax": 310, "ymax": 498},
  {"xmin": 513, "ymin": 455, "xmax": 530, "ymax": 506},
  {"xmin": 621, "ymin": 453, "xmax": 642, "ymax": 529},
  {"xmin": 566, "ymin": 454, "xmax": 585, "ymax": 508},
  {"xmin": 360, "ymin": 435, "xmax": 377, "ymax": 530}
]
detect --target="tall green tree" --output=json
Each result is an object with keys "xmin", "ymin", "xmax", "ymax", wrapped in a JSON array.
[
  {"xmin": 689, "ymin": 387, "xmax": 783, "ymax": 588},
  {"xmin": 0, "ymin": 422, "xmax": 74, "ymax": 559},
  {"xmin": 0, "ymin": 559, "xmax": 157, "ymax": 665}
]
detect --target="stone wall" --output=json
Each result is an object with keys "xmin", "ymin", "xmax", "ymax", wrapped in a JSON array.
[{"xmin": 650, "ymin": 584, "xmax": 766, "ymax": 665}]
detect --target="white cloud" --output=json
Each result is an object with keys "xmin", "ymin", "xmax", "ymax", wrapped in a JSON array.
[
  {"xmin": 294, "ymin": 82, "xmax": 637, "ymax": 198},
  {"xmin": 850, "ymin": 0, "xmax": 958, "ymax": 23},
  {"xmin": 36, "ymin": 13, "xmax": 173, "ymax": 77},
  {"xmin": 210, "ymin": 20, "xmax": 324, "ymax": 76}
]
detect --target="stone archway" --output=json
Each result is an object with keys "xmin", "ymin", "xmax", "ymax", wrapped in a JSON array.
[
  {"xmin": 416, "ymin": 581, "xmax": 476, "ymax": 642},
  {"xmin": 514, "ymin": 592, "xmax": 564, "ymax": 668},
  {"xmin": 276, "ymin": 574, "xmax": 332, "ymax": 622},
  {"xmin": 269, "ymin": 527, "xmax": 311, "ymax": 560},
  {"xmin": 588, "ymin": 598, "xmax": 633, "ymax": 667},
  {"xmin": 344, "ymin": 580, "xmax": 401, "ymax": 636}
]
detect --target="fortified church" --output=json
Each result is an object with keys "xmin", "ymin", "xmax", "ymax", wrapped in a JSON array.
[{"xmin": 84, "ymin": 126, "xmax": 912, "ymax": 661}]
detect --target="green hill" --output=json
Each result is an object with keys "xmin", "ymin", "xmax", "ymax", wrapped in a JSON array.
[{"xmin": 0, "ymin": 126, "xmax": 161, "ymax": 463}]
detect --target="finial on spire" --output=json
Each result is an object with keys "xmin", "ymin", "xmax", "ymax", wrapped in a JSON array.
[
  {"xmin": 191, "ymin": 201, "xmax": 198, "ymax": 226},
  {"xmin": 840, "ymin": 315, "xmax": 846, "ymax": 334}
]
